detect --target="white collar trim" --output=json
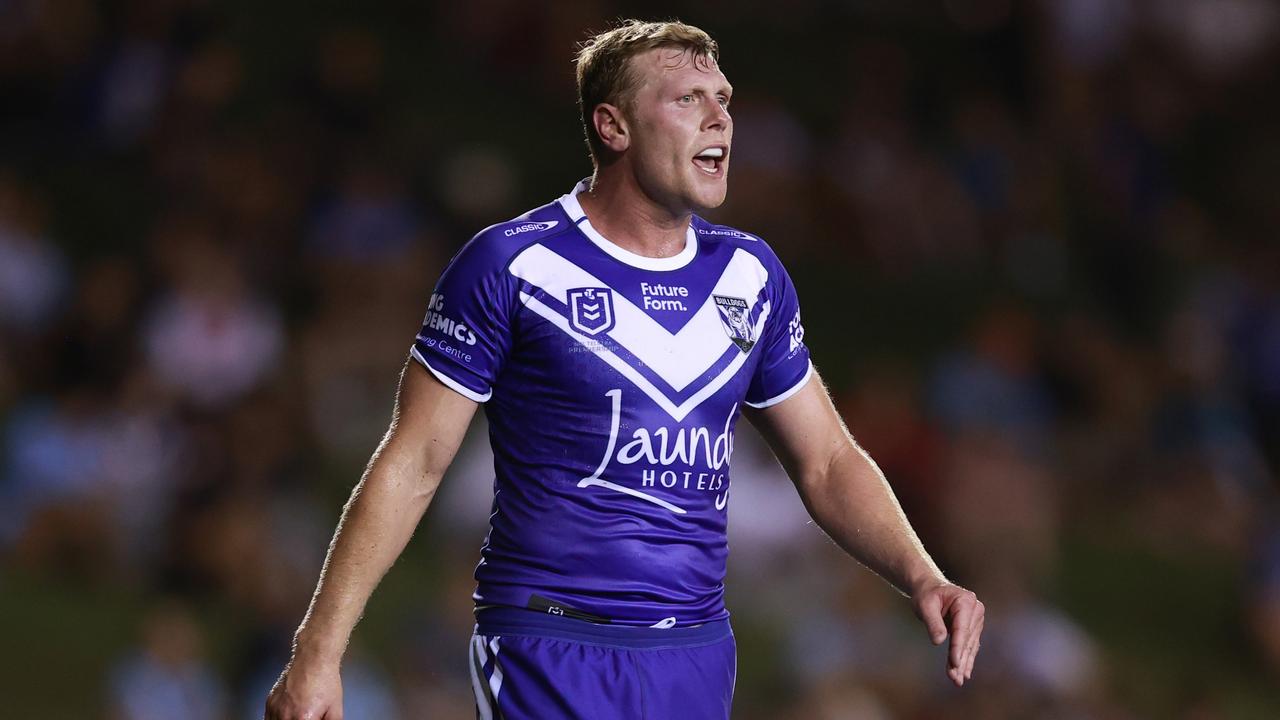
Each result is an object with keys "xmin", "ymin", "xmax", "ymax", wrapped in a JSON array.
[{"xmin": 557, "ymin": 179, "xmax": 698, "ymax": 272}]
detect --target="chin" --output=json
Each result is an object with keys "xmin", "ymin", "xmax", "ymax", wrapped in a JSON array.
[
  {"xmin": 699, "ymin": 196, "xmax": 727, "ymax": 211},
  {"xmin": 687, "ymin": 181, "xmax": 728, "ymax": 212},
  {"xmin": 694, "ymin": 189, "xmax": 728, "ymax": 211}
]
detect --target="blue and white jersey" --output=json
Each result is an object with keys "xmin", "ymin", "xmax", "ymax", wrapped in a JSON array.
[{"xmin": 412, "ymin": 180, "xmax": 811, "ymax": 627}]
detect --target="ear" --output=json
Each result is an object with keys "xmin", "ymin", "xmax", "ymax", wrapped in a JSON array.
[{"xmin": 593, "ymin": 103, "xmax": 630, "ymax": 154}]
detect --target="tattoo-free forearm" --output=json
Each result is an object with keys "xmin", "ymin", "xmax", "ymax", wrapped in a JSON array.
[
  {"xmin": 796, "ymin": 440, "xmax": 944, "ymax": 597},
  {"xmin": 291, "ymin": 432, "xmax": 442, "ymax": 665}
]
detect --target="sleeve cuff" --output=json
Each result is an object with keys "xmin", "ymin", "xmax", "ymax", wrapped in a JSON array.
[
  {"xmin": 744, "ymin": 360, "xmax": 813, "ymax": 409},
  {"xmin": 410, "ymin": 345, "xmax": 492, "ymax": 402}
]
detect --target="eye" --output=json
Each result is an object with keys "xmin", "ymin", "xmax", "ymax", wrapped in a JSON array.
[
  {"xmin": 678, "ymin": 94, "xmax": 694, "ymax": 104},
  {"xmin": 717, "ymin": 95, "xmax": 730, "ymax": 108}
]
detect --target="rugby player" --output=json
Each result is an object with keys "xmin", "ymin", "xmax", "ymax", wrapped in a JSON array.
[{"xmin": 267, "ymin": 19, "xmax": 983, "ymax": 720}]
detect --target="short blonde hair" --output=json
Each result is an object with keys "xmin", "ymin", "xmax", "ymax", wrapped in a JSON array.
[{"xmin": 575, "ymin": 19, "xmax": 719, "ymax": 165}]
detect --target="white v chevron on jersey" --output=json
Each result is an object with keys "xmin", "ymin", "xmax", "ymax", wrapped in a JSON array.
[
  {"xmin": 519, "ymin": 289, "xmax": 769, "ymax": 421},
  {"xmin": 509, "ymin": 244, "xmax": 771, "ymax": 392}
]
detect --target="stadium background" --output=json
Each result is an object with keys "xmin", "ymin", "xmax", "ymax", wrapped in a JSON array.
[{"xmin": 3, "ymin": 1, "xmax": 1280, "ymax": 717}]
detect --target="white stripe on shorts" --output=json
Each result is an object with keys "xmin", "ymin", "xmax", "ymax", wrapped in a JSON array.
[
  {"xmin": 488, "ymin": 637, "xmax": 504, "ymax": 699},
  {"xmin": 470, "ymin": 634, "xmax": 494, "ymax": 720}
]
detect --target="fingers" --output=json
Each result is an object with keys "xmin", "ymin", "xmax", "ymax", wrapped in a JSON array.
[
  {"xmin": 949, "ymin": 595, "xmax": 985, "ymax": 686},
  {"xmin": 942, "ymin": 589, "xmax": 983, "ymax": 687},
  {"xmin": 946, "ymin": 595, "xmax": 975, "ymax": 673},
  {"xmin": 962, "ymin": 607, "xmax": 985, "ymax": 681}
]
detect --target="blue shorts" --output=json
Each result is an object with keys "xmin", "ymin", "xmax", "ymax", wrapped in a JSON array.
[{"xmin": 470, "ymin": 607, "xmax": 736, "ymax": 720}]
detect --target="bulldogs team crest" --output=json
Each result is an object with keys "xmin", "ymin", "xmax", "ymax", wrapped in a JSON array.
[
  {"xmin": 569, "ymin": 287, "xmax": 616, "ymax": 336},
  {"xmin": 714, "ymin": 295, "xmax": 757, "ymax": 352}
]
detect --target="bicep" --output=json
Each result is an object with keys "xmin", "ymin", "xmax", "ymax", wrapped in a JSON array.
[
  {"xmin": 384, "ymin": 357, "xmax": 481, "ymax": 479},
  {"xmin": 744, "ymin": 367, "xmax": 851, "ymax": 487}
]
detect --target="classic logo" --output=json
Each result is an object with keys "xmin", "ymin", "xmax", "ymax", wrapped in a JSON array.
[
  {"xmin": 700, "ymin": 227, "xmax": 756, "ymax": 241},
  {"xmin": 568, "ymin": 287, "xmax": 615, "ymax": 336},
  {"xmin": 713, "ymin": 295, "xmax": 756, "ymax": 352},
  {"xmin": 503, "ymin": 220, "xmax": 559, "ymax": 237}
]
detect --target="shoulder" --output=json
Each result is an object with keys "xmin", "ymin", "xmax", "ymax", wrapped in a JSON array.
[
  {"xmin": 450, "ymin": 201, "xmax": 576, "ymax": 274},
  {"xmin": 691, "ymin": 215, "xmax": 789, "ymax": 274}
]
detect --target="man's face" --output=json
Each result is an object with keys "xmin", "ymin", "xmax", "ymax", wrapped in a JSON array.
[{"xmin": 620, "ymin": 47, "xmax": 733, "ymax": 214}]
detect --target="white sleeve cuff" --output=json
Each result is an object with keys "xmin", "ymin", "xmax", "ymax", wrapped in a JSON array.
[
  {"xmin": 744, "ymin": 360, "xmax": 813, "ymax": 409},
  {"xmin": 410, "ymin": 345, "xmax": 492, "ymax": 402}
]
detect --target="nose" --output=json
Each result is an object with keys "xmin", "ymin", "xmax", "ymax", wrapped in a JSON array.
[{"xmin": 703, "ymin": 101, "xmax": 730, "ymax": 133}]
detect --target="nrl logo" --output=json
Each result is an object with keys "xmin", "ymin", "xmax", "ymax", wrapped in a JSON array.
[
  {"xmin": 714, "ymin": 295, "xmax": 756, "ymax": 352},
  {"xmin": 568, "ymin": 287, "xmax": 615, "ymax": 336}
]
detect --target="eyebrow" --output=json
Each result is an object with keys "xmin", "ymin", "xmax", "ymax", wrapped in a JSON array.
[{"xmin": 687, "ymin": 84, "xmax": 734, "ymax": 97}]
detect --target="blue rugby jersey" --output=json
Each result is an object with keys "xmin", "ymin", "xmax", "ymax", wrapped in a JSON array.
[{"xmin": 412, "ymin": 180, "xmax": 811, "ymax": 627}]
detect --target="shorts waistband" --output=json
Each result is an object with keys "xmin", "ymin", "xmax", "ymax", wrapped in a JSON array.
[{"xmin": 475, "ymin": 606, "xmax": 732, "ymax": 649}]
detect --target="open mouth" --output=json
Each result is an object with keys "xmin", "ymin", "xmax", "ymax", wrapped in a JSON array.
[{"xmin": 693, "ymin": 146, "xmax": 727, "ymax": 176}]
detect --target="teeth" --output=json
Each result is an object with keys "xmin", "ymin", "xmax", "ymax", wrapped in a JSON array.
[{"xmin": 696, "ymin": 147, "xmax": 724, "ymax": 159}]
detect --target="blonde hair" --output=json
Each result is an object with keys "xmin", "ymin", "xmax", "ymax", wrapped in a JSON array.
[{"xmin": 575, "ymin": 19, "xmax": 719, "ymax": 165}]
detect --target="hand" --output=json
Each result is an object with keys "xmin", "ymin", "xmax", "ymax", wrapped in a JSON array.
[
  {"xmin": 264, "ymin": 656, "xmax": 343, "ymax": 720},
  {"xmin": 912, "ymin": 581, "xmax": 985, "ymax": 687}
]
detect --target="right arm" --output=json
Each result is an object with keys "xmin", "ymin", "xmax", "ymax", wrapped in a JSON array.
[{"xmin": 265, "ymin": 358, "xmax": 478, "ymax": 720}]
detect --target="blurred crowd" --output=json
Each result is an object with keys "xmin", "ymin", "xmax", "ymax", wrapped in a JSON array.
[{"xmin": 2, "ymin": 1, "xmax": 1279, "ymax": 718}]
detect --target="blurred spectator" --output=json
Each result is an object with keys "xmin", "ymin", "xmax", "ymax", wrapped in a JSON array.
[
  {"xmin": 108, "ymin": 600, "xmax": 227, "ymax": 720},
  {"xmin": 937, "ymin": 432, "xmax": 1060, "ymax": 582},
  {"xmin": 308, "ymin": 162, "xmax": 423, "ymax": 265},
  {"xmin": 980, "ymin": 566, "xmax": 1102, "ymax": 702},
  {"xmin": 99, "ymin": 370, "xmax": 185, "ymax": 574},
  {"xmin": 0, "ymin": 173, "xmax": 67, "ymax": 334},
  {"xmin": 2, "ymin": 388, "xmax": 111, "ymax": 560},
  {"xmin": 85, "ymin": 2, "xmax": 182, "ymax": 148},
  {"xmin": 839, "ymin": 361, "xmax": 944, "ymax": 542},
  {"xmin": 928, "ymin": 305, "xmax": 1052, "ymax": 455},
  {"xmin": 142, "ymin": 222, "xmax": 284, "ymax": 409}
]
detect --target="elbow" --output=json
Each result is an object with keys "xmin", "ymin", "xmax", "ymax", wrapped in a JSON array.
[
  {"xmin": 364, "ymin": 440, "xmax": 446, "ymax": 505},
  {"xmin": 411, "ymin": 470, "xmax": 445, "ymax": 503},
  {"xmin": 793, "ymin": 446, "xmax": 837, "ymax": 498},
  {"xmin": 794, "ymin": 440, "xmax": 858, "ymax": 506},
  {"xmin": 394, "ymin": 455, "xmax": 445, "ymax": 503}
]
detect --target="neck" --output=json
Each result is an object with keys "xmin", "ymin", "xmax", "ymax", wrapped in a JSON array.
[{"xmin": 577, "ymin": 167, "xmax": 691, "ymax": 259}]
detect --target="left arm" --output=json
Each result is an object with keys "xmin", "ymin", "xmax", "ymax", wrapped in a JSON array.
[{"xmin": 745, "ymin": 367, "xmax": 985, "ymax": 687}]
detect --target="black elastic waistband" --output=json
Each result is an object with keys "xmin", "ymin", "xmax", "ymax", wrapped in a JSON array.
[{"xmin": 475, "ymin": 606, "xmax": 732, "ymax": 649}]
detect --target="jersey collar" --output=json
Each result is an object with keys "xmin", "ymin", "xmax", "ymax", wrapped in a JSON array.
[{"xmin": 557, "ymin": 179, "xmax": 699, "ymax": 272}]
